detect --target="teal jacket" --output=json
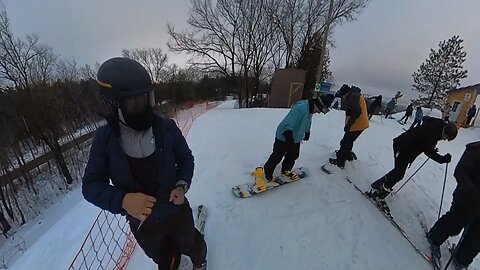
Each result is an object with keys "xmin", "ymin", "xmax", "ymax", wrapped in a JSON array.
[{"xmin": 275, "ymin": 100, "xmax": 312, "ymax": 143}]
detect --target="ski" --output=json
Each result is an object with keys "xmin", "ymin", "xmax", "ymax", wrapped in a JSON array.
[
  {"xmin": 418, "ymin": 213, "xmax": 442, "ymax": 270},
  {"xmin": 197, "ymin": 205, "xmax": 207, "ymax": 235},
  {"xmin": 344, "ymin": 176, "xmax": 433, "ymax": 263}
]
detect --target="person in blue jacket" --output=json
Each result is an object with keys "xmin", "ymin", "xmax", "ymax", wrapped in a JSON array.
[
  {"xmin": 263, "ymin": 94, "xmax": 334, "ymax": 182},
  {"xmin": 409, "ymin": 106, "xmax": 424, "ymax": 130},
  {"xmin": 82, "ymin": 57, "xmax": 206, "ymax": 270}
]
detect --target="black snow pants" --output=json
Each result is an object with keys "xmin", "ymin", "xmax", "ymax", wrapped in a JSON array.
[
  {"xmin": 429, "ymin": 186, "xmax": 480, "ymax": 267},
  {"xmin": 335, "ymin": 130, "xmax": 363, "ymax": 167},
  {"xmin": 371, "ymin": 143, "xmax": 412, "ymax": 190},
  {"xmin": 410, "ymin": 119, "xmax": 422, "ymax": 130},
  {"xmin": 130, "ymin": 202, "xmax": 207, "ymax": 270},
  {"xmin": 264, "ymin": 138, "xmax": 300, "ymax": 181}
]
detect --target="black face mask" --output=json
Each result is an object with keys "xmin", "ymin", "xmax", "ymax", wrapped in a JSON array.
[
  {"xmin": 121, "ymin": 105, "xmax": 154, "ymax": 131},
  {"xmin": 119, "ymin": 92, "xmax": 154, "ymax": 131}
]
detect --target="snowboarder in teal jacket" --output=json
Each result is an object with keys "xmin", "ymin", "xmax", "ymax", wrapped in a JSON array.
[{"xmin": 264, "ymin": 95, "xmax": 334, "ymax": 182}]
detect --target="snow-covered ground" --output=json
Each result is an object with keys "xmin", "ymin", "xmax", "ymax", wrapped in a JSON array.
[
  {"xmin": 4, "ymin": 189, "xmax": 98, "ymax": 270},
  {"xmin": 8, "ymin": 100, "xmax": 480, "ymax": 269}
]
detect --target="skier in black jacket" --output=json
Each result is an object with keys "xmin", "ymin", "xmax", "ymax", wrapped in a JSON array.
[
  {"xmin": 427, "ymin": 141, "xmax": 480, "ymax": 269},
  {"xmin": 399, "ymin": 103, "xmax": 413, "ymax": 124},
  {"xmin": 367, "ymin": 117, "xmax": 457, "ymax": 199}
]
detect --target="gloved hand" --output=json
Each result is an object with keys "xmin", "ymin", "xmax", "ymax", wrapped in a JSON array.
[
  {"xmin": 442, "ymin": 153, "xmax": 452, "ymax": 164},
  {"xmin": 122, "ymin": 193, "xmax": 157, "ymax": 221},
  {"xmin": 344, "ymin": 125, "xmax": 351, "ymax": 133},
  {"xmin": 304, "ymin": 132, "xmax": 310, "ymax": 141},
  {"xmin": 283, "ymin": 130, "xmax": 294, "ymax": 145},
  {"xmin": 169, "ymin": 186, "xmax": 185, "ymax": 205}
]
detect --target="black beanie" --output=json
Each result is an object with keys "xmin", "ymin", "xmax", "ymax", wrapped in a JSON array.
[{"xmin": 320, "ymin": 94, "xmax": 335, "ymax": 108}]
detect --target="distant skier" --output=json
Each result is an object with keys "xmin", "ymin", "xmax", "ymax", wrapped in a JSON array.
[
  {"xmin": 427, "ymin": 141, "xmax": 480, "ymax": 269},
  {"xmin": 409, "ymin": 107, "xmax": 423, "ymax": 130},
  {"xmin": 465, "ymin": 105, "xmax": 477, "ymax": 126},
  {"xmin": 384, "ymin": 98, "xmax": 396, "ymax": 119},
  {"xmin": 399, "ymin": 103, "xmax": 413, "ymax": 124},
  {"xmin": 367, "ymin": 117, "xmax": 457, "ymax": 201},
  {"xmin": 367, "ymin": 95, "xmax": 382, "ymax": 119},
  {"xmin": 263, "ymin": 94, "xmax": 334, "ymax": 182},
  {"xmin": 326, "ymin": 84, "xmax": 369, "ymax": 170},
  {"xmin": 82, "ymin": 58, "xmax": 207, "ymax": 270}
]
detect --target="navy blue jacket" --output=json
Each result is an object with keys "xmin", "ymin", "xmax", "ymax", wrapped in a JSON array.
[{"xmin": 82, "ymin": 116, "xmax": 194, "ymax": 223}]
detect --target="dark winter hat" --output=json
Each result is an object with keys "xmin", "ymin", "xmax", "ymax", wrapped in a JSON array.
[
  {"xmin": 443, "ymin": 121, "xmax": 458, "ymax": 141},
  {"xmin": 335, "ymin": 84, "xmax": 351, "ymax": 97},
  {"xmin": 319, "ymin": 94, "xmax": 335, "ymax": 108},
  {"xmin": 97, "ymin": 57, "xmax": 152, "ymax": 103}
]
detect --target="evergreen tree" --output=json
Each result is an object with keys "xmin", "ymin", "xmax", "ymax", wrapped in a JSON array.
[{"xmin": 412, "ymin": 35, "xmax": 467, "ymax": 109}]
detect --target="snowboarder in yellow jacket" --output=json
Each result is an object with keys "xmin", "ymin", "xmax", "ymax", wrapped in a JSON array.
[{"xmin": 328, "ymin": 84, "xmax": 369, "ymax": 169}]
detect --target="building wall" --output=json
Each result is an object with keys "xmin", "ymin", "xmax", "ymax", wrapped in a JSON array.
[
  {"xmin": 268, "ymin": 69, "xmax": 306, "ymax": 108},
  {"xmin": 445, "ymin": 88, "xmax": 477, "ymax": 124}
]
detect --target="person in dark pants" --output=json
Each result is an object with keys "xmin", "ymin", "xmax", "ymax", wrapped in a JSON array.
[
  {"xmin": 326, "ymin": 84, "xmax": 369, "ymax": 170},
  {"xmin": 367, "ymin": 117, "xmax": 457, "ymax": 200},
  {"xmin": 465, "ymin": 105, "xmax": 477, "ymax": 126},
  {"xmin": 263, "ymin": 94, "xmax": 334, "ymax": 182},
  {"xmin": 82, "ymin": 58, "xmax": 207, "ymax": 270},
  {"xmin": 409, "ymin": 107, "xmax": 423, "ymax": 130},
  {"xmin": 399, "ymin": 103, "xmax": 413, "ymax": 124},
  {"xmin": 367, "ymin": 95, "xmax": 382, "ymax": 119},
  {"xmin": 384, "ymin": 98, "xmax": 397, "ymax": 119},
  {"xmin": 427, "ymin": 141, "xmax": 480, "ymax": 269}
]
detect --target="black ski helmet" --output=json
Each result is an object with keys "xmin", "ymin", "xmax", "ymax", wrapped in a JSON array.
[
  {"xmin": 97, "ymin": 57, "xmax": 152, "ymax": 103},
  {"xmin": 443, "ymin": 121, "xmax": 458, "ymax": 141}
]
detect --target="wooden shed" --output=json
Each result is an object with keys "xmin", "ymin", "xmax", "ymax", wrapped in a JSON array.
[{"xmin": 445, "ymin": 83, "xmax": 480, "ymax": 126}]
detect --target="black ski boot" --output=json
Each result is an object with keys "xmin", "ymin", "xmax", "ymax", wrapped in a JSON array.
[
  {"xmin": 426, "ymin": 232, "xmax": 441, "ymax": 260},
  {"xmin": 335, "ymin": 150, "xmax": 357, "ymax": 161},
  {"xmin": 347, "ymin": 151, "xmax": 357, "ymax": 161},
  {"xmin": 329, "ymin": 157, "xmax": 345, "ymax": 169},
  {"xmin": 365, "ymin": 184, "xmax": 393, "ymax": 218}
]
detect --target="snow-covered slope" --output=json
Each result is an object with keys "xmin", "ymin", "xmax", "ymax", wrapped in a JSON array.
[
  {"xmin": 130, "ymin": 100, "xmax": 480, "ymax": 269},
  {"xmin": 9, "ymin": 100, "xmax": 480, "ymax": 269}
]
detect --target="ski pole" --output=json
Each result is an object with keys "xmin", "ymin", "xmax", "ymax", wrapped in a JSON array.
[
  {"xmin": 443, "ymin": 210, "xmax": 478, "ymax": 270},
  {"xmin": 392, "ymin": 158, "xmax": 429, "ymax": 196},
  {"xmin": 438, "ymin": 163, "xmax": 448, "ymax": 220}
]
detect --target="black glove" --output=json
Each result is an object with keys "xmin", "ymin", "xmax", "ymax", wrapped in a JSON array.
[
  {"xmin": 344, "ymin": 125, "xmax": 351, "ymax": 133},
  {"xmin": 304, "ymin": 132, "xmax": 310, "ymax": 141},
  {"xmin": 442, "ymin": 153, "xmax": 452, "ymax": 164},
  {"xmin": 283, "ymin": 130, "xmax": 294, "ymax": 144}
]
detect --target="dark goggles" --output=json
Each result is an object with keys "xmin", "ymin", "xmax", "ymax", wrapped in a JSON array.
[{"xmin": 120, "ymin": 91, "xmax": 152, "ymax": 115}]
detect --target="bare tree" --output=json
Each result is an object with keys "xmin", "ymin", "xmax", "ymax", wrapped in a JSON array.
[
  {"xmin": 30, "ymin": 45, "xmax": 57, "ymax": 85},
  {"xmin": 168, "ymin": 0, "xmax": 243, "ymax": 103},
  {"xmin": 0, "ymin": 8, "xmax": 74, "ymax": 185},
  {"xmin": 79, "ymin": 63, "xmax": 100, "ymax": 80},
  {"xmin": 55, "ymin": 58, "xmax": 80, "ymax": 82},
  {"xmin": 121, "ymin": 48, "xmax": 168, "ymax": 83},
  {"xmin": 0, "ymin": 10, "xmax": 50, "ymax": 90}
]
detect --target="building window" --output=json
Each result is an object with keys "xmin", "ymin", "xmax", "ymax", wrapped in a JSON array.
[{"xmin": 451, "ymin": 101, "xmax": 461, "ymax": 112}]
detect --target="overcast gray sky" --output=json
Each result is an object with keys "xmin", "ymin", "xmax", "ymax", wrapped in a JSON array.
[{"xmin": 2, "ymin": 0, "xmax": 479, "ymax": 100}]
